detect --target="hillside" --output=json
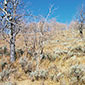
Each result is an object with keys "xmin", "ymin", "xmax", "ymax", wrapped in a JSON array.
[{"xmin": 0, "ymin": 29, "xmax": 85, "ymax": 85}]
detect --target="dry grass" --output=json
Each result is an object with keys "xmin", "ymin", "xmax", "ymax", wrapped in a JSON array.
[{"xmin": 0, "ymin": 29, "xmax": 85, "ymax": 85}]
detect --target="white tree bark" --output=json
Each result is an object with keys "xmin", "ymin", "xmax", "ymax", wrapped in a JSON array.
[{"xmin": 10, "ymin": 31, "xmax": 15, "ymax": 62}]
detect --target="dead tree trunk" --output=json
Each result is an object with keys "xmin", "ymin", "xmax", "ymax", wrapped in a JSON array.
[
  {"xmin": 10, "ymin": 24, "xmax": 15, "ymax": 62},
  {"xmin": 79, "ymin": 22, "xmax": 83, "ymax": 38},
  {"xmin": 77, "ymin": 5, "xmax": 85, "ymax": 38}
]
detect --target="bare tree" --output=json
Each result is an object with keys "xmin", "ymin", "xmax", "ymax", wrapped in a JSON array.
[
  {"xmin": 22, "ymin": 22, "xmax": 38, "ymax": 57},
  {"xmin": 38, "ymin": 4, "xmax": 56, "ymax": 55},
  {"xmin": 0, "ymin": 0, "xmax": 26, "ymax": 62},
  {"xmin": 21, "ymin": 4, "xmax": 56, "ymax": 71},
  {"xmin": 77, "ymin": 5, "xmax": 85, "ymax": 38},
  {"xmin": 31, "ymin": 23, "xmax": 37, "ymax": 53}
]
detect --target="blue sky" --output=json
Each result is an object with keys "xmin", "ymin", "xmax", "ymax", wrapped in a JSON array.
[{"xmin": 24, "ymin": 0, "xmax": 85, "ymax": 24}]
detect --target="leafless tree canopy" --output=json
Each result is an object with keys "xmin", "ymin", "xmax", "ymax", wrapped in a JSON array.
[{"xmin": 0, "ymin": 0, "xmax": 28, "ymax": 62}]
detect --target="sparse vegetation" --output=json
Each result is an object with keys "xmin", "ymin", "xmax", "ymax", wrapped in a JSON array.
[
  {"xmin": 69, "ymin": 64, "xmax": 85, "ymax": 85},
  {"xmin": 0, "ymin": 0, "xmax": 85, "ymax": 85}
]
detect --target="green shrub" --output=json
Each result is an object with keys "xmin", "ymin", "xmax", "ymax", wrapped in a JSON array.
[
  {"xmin": 30, "ymin": 69, "xmax": 48, "ymax": 80},
  {"xmin": 69, "ymin": 64, "xmax": 85, "ymax": 84}
]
